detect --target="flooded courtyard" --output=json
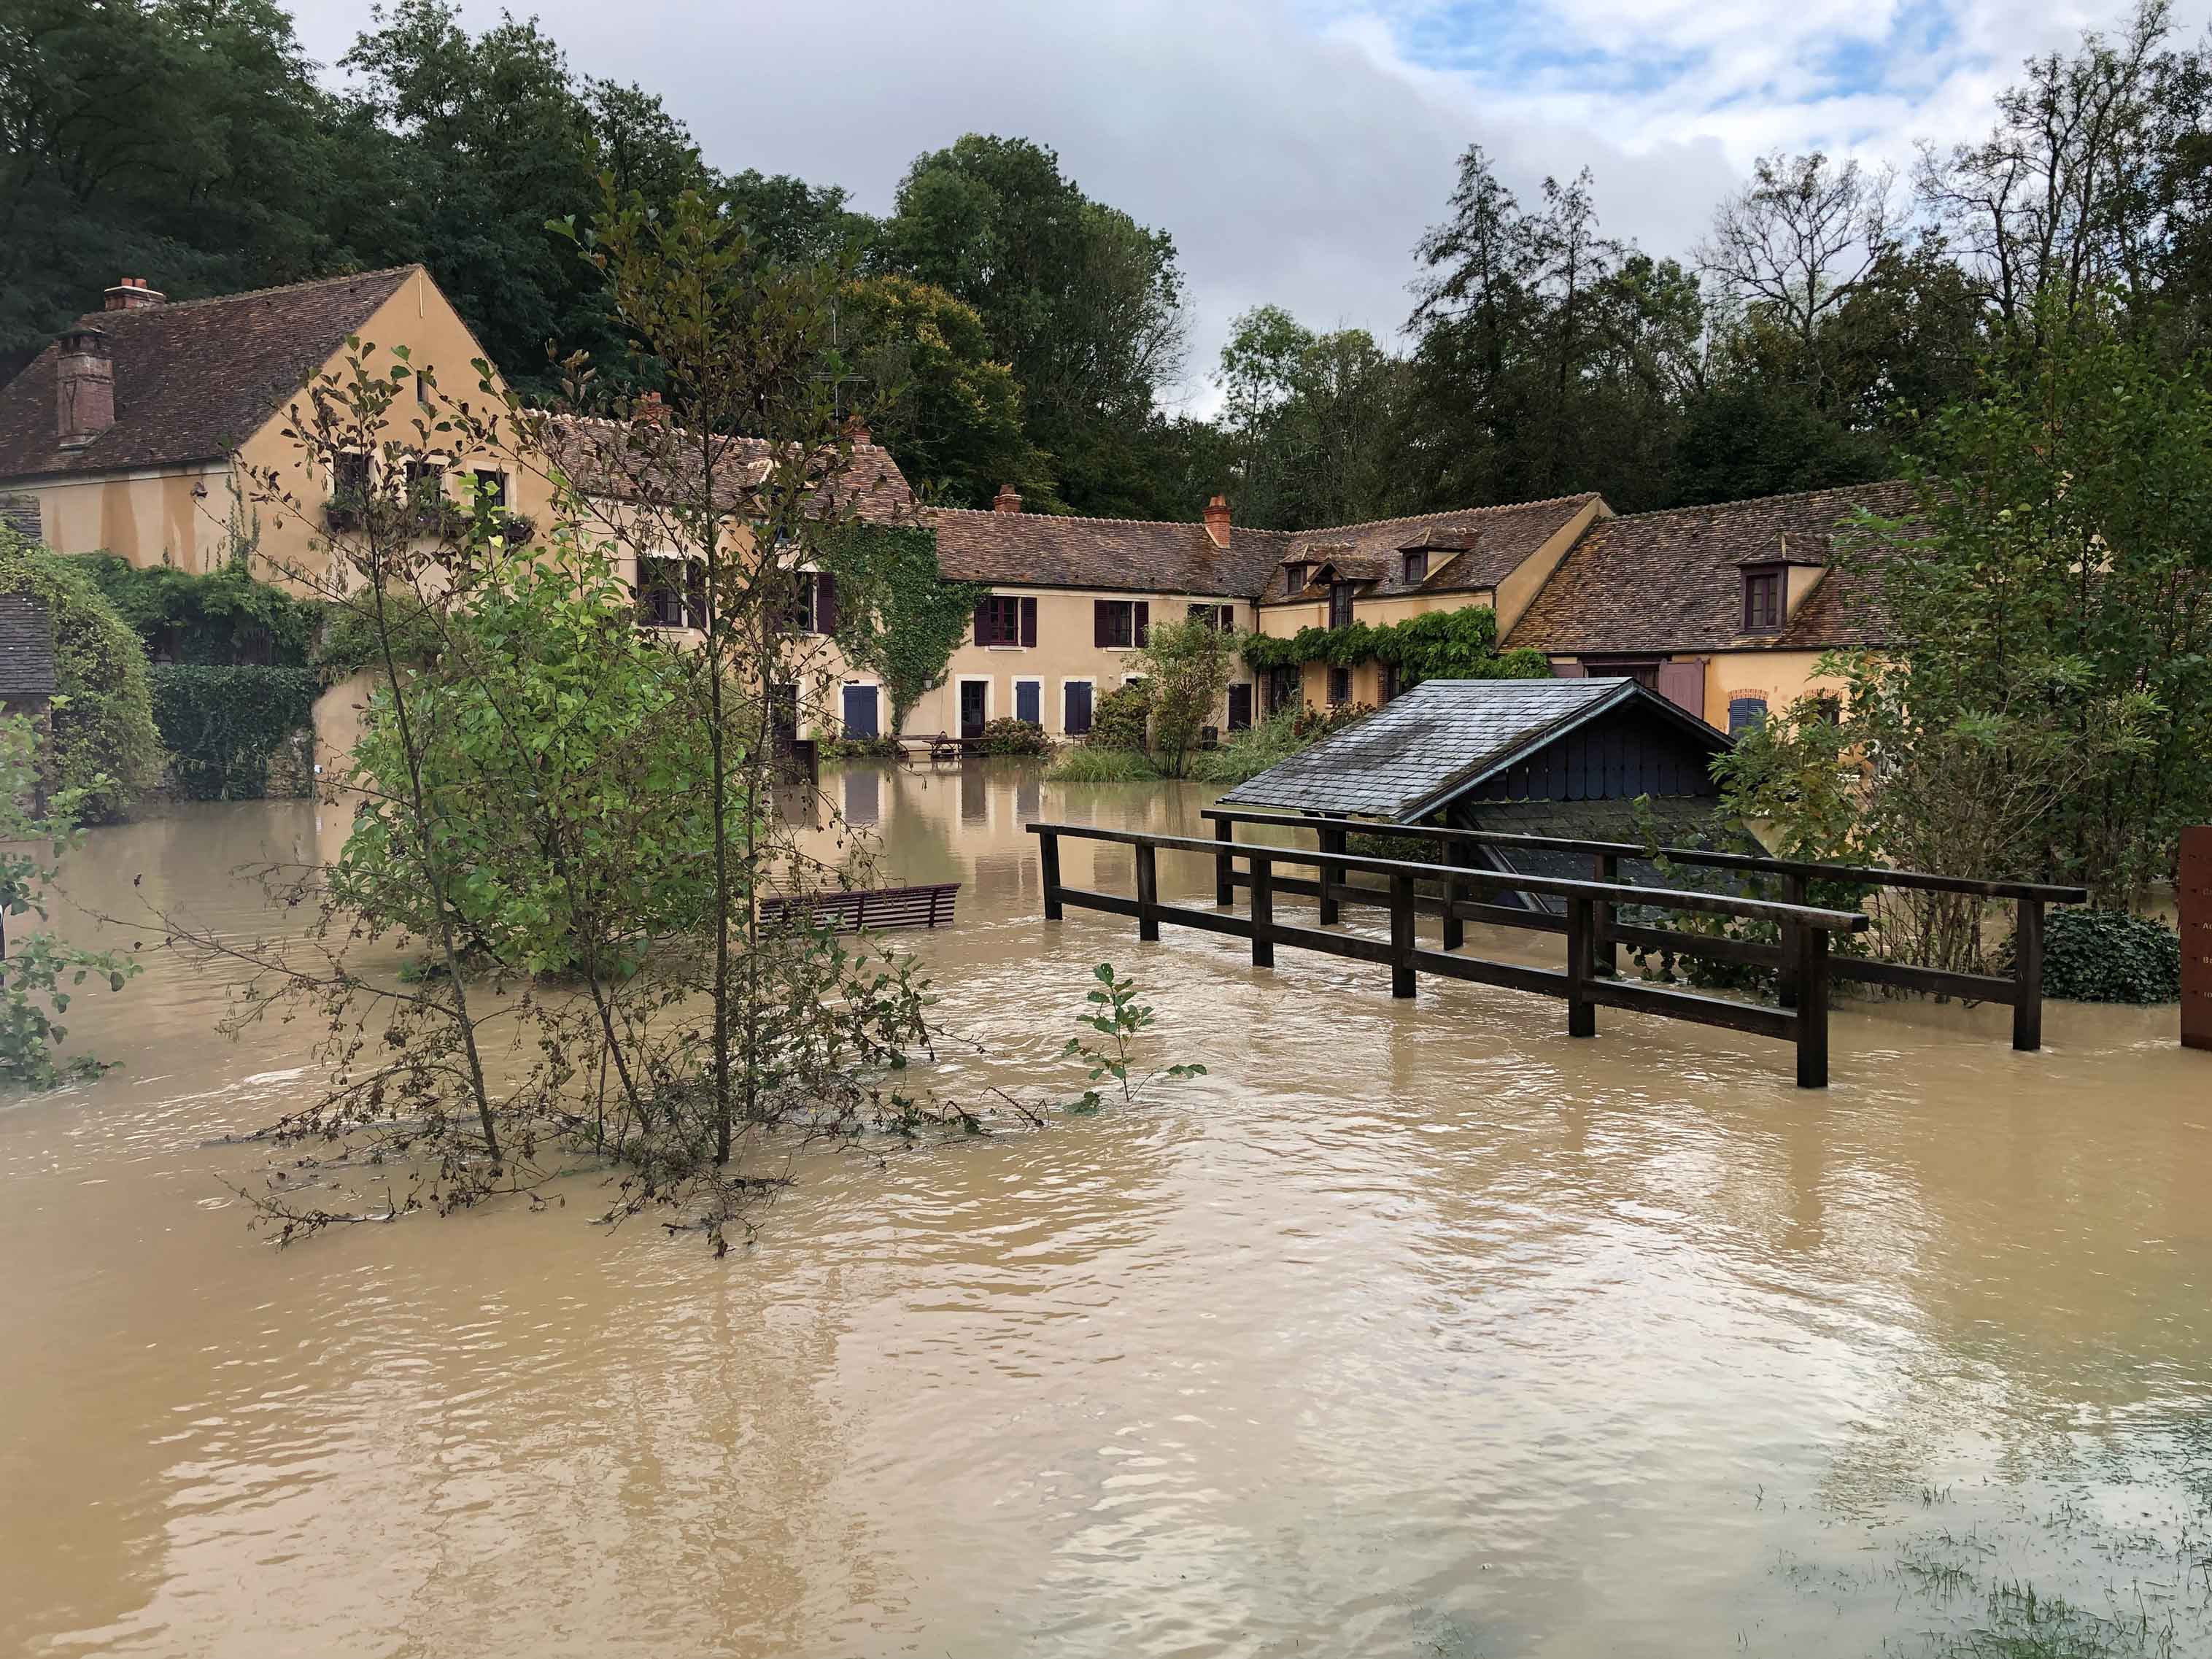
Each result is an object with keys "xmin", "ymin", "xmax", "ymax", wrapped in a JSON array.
[{"xmin": 3, "ymin": 760, "xmax": 2208, "ymax": 1657}]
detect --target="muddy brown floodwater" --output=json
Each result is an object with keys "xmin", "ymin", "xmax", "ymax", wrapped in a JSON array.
[{"xmin": 4, "ymin": 760, "xmax": 2210, "ymax": 1658}]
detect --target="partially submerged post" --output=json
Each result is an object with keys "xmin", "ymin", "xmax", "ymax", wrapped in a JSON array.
[{"xmin": 2185, "ymin": 827, "xmax": 2211, "ymax": 1053}]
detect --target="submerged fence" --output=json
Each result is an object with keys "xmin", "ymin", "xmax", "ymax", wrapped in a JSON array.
[
  {"xmin": 1199, "ymin": 808, "xmax": 2088, "ymax": 1053},
  {"xmin": 1028, "ymin": 821, "xmax": 1870, "ymax": 1088}
]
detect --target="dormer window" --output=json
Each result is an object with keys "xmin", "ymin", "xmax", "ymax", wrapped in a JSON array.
[
  {"xmin": 1283, "ymin": 561, "xmax": 1310, "ymax": 592},
  {"xmin": 1741, "ymin": 567, "xmax": 1783, "ymax": 633},
  {"xmin": 1404, "ymin": 549, "xmax": 1428, "ymax": 584}
]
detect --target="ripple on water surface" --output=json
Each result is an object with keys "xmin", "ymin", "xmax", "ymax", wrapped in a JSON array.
[{"xmin": 2, "ymin": 781, "xmax": 2208, "ymax": 1658}]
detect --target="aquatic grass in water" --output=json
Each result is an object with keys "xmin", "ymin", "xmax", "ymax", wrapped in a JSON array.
[{"xmin": 1044, "ymin": 746, "xmax": 1162, "ymax": 783}]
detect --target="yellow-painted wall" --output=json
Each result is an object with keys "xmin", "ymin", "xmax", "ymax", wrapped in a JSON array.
[
  {"xmin": 24, "ymin": 269, "xmax": 552, "ymax": 587},
  {"xmin": 1690, "ymin": 650, "xmax": 1846, "ymax": 731},
  {"xmin": 1493, "ymin": 498, "xmax": 1606, "ymax": 633}
]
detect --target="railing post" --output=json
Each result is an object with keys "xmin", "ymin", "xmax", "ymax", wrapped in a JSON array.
[
  {"xmin": 1391, "ymin": 871, "xmax": 1416, "ymax": 998},
  {"xmin": 1442, "ymin": 841, "xmax": 1466, "ymax": 952},
  {"xmin": 1318, "ymin": 824, "xmax": 1345, "ymax": 925},
  {"xmin": 1250, "ymin": 853, "xmax": 1275, "ymax": 968},
  {"xmin": 1777, "ymin": 871, "xmax": 1806, "ymax": 1008},
  {"xmin": 1566, "ymin": 893, "xmax": 1596, "ymax": 1037},
  {"xmin": 1214, "ymin": 816, "xmax": 1234, "ymax": 908},
  {"xmin": 1795, "ymin": 922, "xmax": 1830, "ymax": 1088},
  {"xmin": 2012, "ymin": 896, "xmax": 2044, "ymax": 1052},
  {"xmin": 1136, "ymin": 843, "xmax": 1159, "ymax": 943},
  {"xmin": 1593, "ymin": 852, "xmax": 1619, "ymax": 978},
  {"xmin": 1040, "ymin": 830, "xmax": 1063, "ymax": 922}
]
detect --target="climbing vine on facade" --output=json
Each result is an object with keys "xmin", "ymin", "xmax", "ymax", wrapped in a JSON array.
[{"xmin": 1239, "ymin": 606, "xmax": 1552, "ymax": 684}]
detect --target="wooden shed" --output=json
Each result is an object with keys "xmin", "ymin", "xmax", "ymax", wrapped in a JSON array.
[{"xmin": 1218, "ymin": 676, "xmax": 1736, "ymax": 907}]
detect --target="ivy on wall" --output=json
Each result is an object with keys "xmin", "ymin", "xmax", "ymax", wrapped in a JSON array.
[
  {"xmin": 81, "ymin": 554, "xmax": 319, "ymax": 666},
  {"xmin": 148, "ymin": 665, "xmax": 320, "ymax": 800},
  {"xmin": 816, "ymin": 522, "xmax": 986, "ymax": 732},
  {"xmin": 1240, "ymin": 606, "xmax": 1553, "ymax": 684}
]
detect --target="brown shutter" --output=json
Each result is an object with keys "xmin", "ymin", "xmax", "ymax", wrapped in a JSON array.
[
  {"xmin": 1655, "ymin": 658, "xmax": 1705, "ymax": 716},
  {"xmin": 1552, "ymin": 658, "xmax": 1587, "ymax": 678},
  {"xmin": 1020, "ymin": 595, "xmax": 1037, "ymax": 648},
  {"xmin": 1134, "ymin": 601, "xmax": 1150, "ymax": 646},
  {"xmin": 815, "ymin": 571, "xmax": 838, "ymax": 634},
  {"xmin": 685, "ymin": 563, "xmax": 706, "ymax": 629},
  {"xmin": 975, "ymin": 598, "xmax": 994, "ymax": 647},
  {"xmin": 1094, "ymin": 600, "xmax": 1110, "ymax": 647}
]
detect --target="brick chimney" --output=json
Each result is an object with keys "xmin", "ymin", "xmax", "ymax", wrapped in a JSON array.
[
  {"xmin": 994, "ymin": 483, "xmax": 1022, "ymax": 514},
  {"xmin": 103, "ymin": 276, "xmax": 166, "ymax": 312},
  {"xmin": 1204, "ymin": 493, "xmax": 1231, "ymax": 548},
  {"xmin": 55, "ymin": 326, "xmax": 115, "ymax": 450}
]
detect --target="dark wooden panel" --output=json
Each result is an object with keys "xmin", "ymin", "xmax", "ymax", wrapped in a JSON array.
[
  {"xmin": 1830, "ymin": 953, "xmax": 2016, "ymax": 1005},
  {"xmin": 1585, "ymin": 979, "xmax": 1795, "ymax": 1040}
]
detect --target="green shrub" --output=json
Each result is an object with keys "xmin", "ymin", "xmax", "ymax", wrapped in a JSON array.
[
  {"xmin": 1088, "ymin": 681, "xmax": 1151, "ymax": 751},
  {"xmin": 0, "ymin": 532, "xmax": 160, "ymax": 822},
  {"xmin": 148, "ymin": 665, "xmax": 320, "ymax": 800},
  {"xmin": 1186, "ymin": 708, "xmax": 1308, "ymax": 786},
  {"xmin": 1045, "ymin": 746, "xmax": 1163, "ymax": 783},
  {"xmin": 975, "ymin": 716, "xmax": 1050, "ymax": 756},
  {"xmin": 1998, "ymin": 905, "xmax": 2182, "ymax": 1004},
  {"xmin": 80, "ymin": 553, "xmax": 317, "ymax": 665}
]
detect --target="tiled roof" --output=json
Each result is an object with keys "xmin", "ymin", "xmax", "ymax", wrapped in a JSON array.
[
  {"xmin": 928, "ymin": 507, "xmax": 1283, "ymax": 597},
  {"xmin": 0, "ymin": 268, "xmax": 417, "ymax": 483},
  {"xmin": 0, "ymin": 592, "xmax": 57, "ymax": 697},
  {"xmin": 545, "ymin": 414, "xmax": 914, "ymax": 522},
  {"xmin": 1506, "ymin": 482, "xmax": 1916, "ymax": 656},
  {"xmin": 1220, "ymin": 676, "xmax": 1646, "ymax": 819},
  {"xmin": 1264, "ymin": 494, "xmax": 1598, "ymax": 603},
  {"xmin": 0, "ymin": 494, "xmax": 37, "ymax": 541}
]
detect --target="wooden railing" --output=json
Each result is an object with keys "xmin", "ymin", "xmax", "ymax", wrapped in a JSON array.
[
  {"xmin": 1028, "ymin": 822, "xmax": 1869, "ymax": 1088},
  {"xmin": 1200, "ymin": 807, "xmax": 2088, "ymax": 1053}
]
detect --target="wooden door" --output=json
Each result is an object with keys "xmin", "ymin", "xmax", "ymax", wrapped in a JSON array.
[{"xmin": 959, "ymin": 680, "xmax": 987, "ymax": 740}]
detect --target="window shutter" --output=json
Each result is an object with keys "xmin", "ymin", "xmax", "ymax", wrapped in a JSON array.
[
  {"xmin": 1134, "ymin": 601, "xmax": 1150, "ymax": 646},
  {"xmin": 1094, "ymin": 600, "xmax": 1110, "ymax": 648},
  {"xmin": 1655, "ymin": 659, "xmax": 1706, "ymax": 716},
  {"xmin": 975, "ymin": 598, "xmax": 995, "ymax": 648},
  {"xmin": 815, "ymin": 571, "xmax": 838, "ymax": 635},
  {"xmin": 1020, "ymin": 595, "xmax": 1037, "ymax": 648},
  {"xmin": 685, "ymin": 563, "xmax": 706, "ymax": 630}
]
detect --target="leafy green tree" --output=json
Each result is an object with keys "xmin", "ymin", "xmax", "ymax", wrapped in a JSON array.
[
  {"xmin": 838, "ymin": 274, "xmax": 1060, "ymax": 509},
  {"xmin": 0, "ymin": 715, "xmax": 139, "ymax": 1087},
  {"xmin": 1215, "ymin": 306, "xmax": 1415, "ymax": 529},
  {"xmin": 1844, "ymin": 290, "xmax": 2212, "ymax": 900},
  {"xmin": 881, "ymin": 134, "xmax": 1188, "ymax": 516},
  {"xmin": 1129, "ymin": 614, "xmax": 1237, "ymax": 776}
]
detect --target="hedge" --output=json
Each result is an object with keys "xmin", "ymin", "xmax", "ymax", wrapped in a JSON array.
[
  {"xmin": 1998, "ymin": 905, "xmax": 2183, "ymax": 1005},
  {"xmin": 0, "ymin": 532, "xmax": 161, "ymax": 821},
  {"xmin": 148, "ymin": 665, "xmax": 320, "ymax": 800}
]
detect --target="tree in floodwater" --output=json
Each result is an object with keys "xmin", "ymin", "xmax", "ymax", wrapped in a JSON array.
[{"xmin": 0, "ymin": 715, "xmax": 139, "ymax": 1087}]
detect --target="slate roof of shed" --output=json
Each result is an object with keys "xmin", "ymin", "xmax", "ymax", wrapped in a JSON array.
[
  {"xmin": 1261, "ymin": 494, "xmax": 1598, "ymax": 603},
  {"xmin": 1220, "ymin": 676, "xmax": 1682, "ymax": 820},
  {"xmin": 928, "ymin": 507, "xmax": 1283, "ymax": 597},
  {"xmin": 1505, "ymin": 482, "xmax": 1914, "ymax": 656},
  {"xmin": 0, "ymin": 267, "xmax": 417, "ymax": 484},
  {"xmin": 0, "ymin": 592, "xmax": 58, "ymax": 697}
]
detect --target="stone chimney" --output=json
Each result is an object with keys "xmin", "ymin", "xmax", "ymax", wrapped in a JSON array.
[
  {"xmin": 994, "ymin": 484, "xmax": 1022, "ymax": 514},
  {"xmin": 1204, "ymin": 493, "xmax": 1231, "ymax": 548},
  {"xmin": 103, "ymin": 276, "xmax": 166, "ymax": 312},
  {"xmin": 55, "ymin": 326, "xmax": 115, "ymax": 450}
]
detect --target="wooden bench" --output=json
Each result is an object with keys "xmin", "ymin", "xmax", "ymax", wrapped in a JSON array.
[
  {"xmin": 894, "ymin": 732, "xmax": 965, "ymax": 762},
  {"xmin": 759, "ymin": 881, "xmax": 960, "ymax": 934}
]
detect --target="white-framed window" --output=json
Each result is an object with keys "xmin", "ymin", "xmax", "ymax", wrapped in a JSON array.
[
  {"xmin": 637, "ymin": 554, "xmax": 705, "ymax": 630},
  {"xmin": 1091, "ymin": 598, "xmax": 1148, "ymax": 649}
]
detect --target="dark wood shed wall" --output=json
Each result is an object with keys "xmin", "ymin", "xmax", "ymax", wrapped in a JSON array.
[{"xmin": 1444, "ymin": 701, "xmax": 1722, "ymax": 816}]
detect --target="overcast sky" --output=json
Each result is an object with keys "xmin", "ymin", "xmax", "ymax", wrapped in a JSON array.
[{"xmin": 286, "ymin": 0, "xmax": 2207, "ymax": 413}]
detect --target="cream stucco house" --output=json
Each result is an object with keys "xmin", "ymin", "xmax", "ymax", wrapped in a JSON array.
[{"xmin": 0, "ymin": 267, "xmax": 552, "ymax": 581}]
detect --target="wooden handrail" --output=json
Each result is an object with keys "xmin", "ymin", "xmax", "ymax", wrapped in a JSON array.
[
  {"xmin": 1199, "ymin": 806, "xmax": 2089, "ymax": 905},
  {"xmin": 1029, "ymin": 822, "xmax": 1870, "ymax": 932}
]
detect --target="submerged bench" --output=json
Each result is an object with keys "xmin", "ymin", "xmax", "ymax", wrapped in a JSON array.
[{"xmin": 759, "ymin": 881, "xmax": 960, "ymax": 934}]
